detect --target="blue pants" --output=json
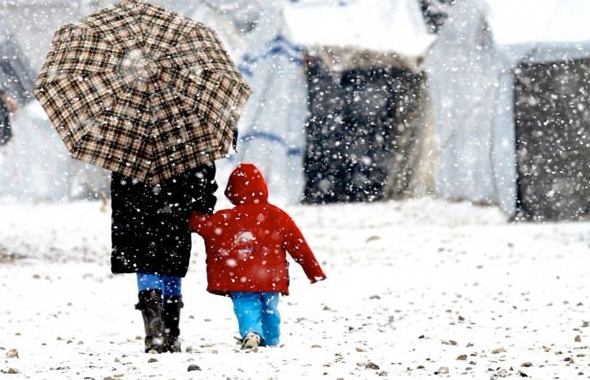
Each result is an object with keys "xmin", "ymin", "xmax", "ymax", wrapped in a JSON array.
[
  {"xmin": 137, "ymin": 273, "xmax": 182, "ymax": 298},
  {"xmin": 230, "ymin": 292, "xmax": 281, "ymax": 346}
]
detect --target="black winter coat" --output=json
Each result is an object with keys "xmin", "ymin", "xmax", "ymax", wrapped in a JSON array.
[{"xmin": 110, "ymin": 163, "xmax": 217, "ymax": 277}]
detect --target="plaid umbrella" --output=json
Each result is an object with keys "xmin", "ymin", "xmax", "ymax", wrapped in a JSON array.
[{"xmin": 33, "ymin": 0, "xmax": 251, "ymax": 185}]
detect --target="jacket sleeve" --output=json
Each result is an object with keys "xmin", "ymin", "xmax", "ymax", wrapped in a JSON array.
[{"xmin": 281, "ymin": 210, "xmax": 326, "ymax": 283}]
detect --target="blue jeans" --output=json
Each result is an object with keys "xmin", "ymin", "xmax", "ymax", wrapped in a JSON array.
[
  {"xmin": 230, "ymin": 292, "xmax": 281, "ymax": 346},
  {"xmin": 137, "ymin": 273, "xmax": 182, "ymax": 298}
]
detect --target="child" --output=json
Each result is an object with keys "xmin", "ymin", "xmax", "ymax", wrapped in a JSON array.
[{"xmin": 189, "ymin": 163, "xmax": 326, "ymax": 350}]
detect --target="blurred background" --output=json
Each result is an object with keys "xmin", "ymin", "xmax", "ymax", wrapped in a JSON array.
[{"xmin": 1, "ymin": 0, "xmax": 589, "ymax": 222}]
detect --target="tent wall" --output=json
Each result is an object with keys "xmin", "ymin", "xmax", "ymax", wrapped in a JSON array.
[
  {"xmin": 491, "ymin": 70, "xmax": 518, "ymax": 216},
  {"xmin": 0, "ymin": 25, "xmax": 36, "ymax": 103},
  {"xmin": 386, "ymin": 77, "xmax": 435, "ymax": 200},
  {"xmin": 425, "ymin": 1, "xmax": 517, "ymax": 213}
]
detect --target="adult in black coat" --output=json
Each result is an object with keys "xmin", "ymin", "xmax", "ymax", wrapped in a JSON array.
[{"xmin": 110, "ymin": 162, "xmax": 217, "ymax": 353}]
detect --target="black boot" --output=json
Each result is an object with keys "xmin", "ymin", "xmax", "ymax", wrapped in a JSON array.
[
  {"xmin": 136, "ymin": 289, "xmax": 166, "ymax": 353},
  {"xmin": 163, "ymin": 296, "xmax": 184, "ymax": 353}
]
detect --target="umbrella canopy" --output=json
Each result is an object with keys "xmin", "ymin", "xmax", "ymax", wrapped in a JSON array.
[{"xmin": 33, "ymin": 0, "xmax": 251, "ymax": 185}]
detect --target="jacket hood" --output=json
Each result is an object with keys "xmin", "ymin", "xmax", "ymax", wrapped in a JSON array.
[{"xmin": 224, "ymin": 163, "xmax": 269, "ymax": 205}]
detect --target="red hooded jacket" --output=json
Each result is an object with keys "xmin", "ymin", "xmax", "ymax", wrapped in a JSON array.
[{"xmin": 189, "ymin": 163, "xmax": 326, "ymax": 296}]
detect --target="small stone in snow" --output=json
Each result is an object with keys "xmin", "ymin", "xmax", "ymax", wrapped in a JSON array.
[
  {"xmin": 364, "ymin": 362, "xmax": 380, "ymax": 370},
  {"xmin": 434, "ymin": 366, "xmax": 449, "ymax": 375},
  {"xmin": 6, "ymin": 349, "xmax": 18, "ymax": 359},
  {"xmin": 187, "ymin": 364, "xmax": 201, "ymax": 372},
  {"xmin": 492, "ymin": 368, "xmax": 509, "ymax": 378}
]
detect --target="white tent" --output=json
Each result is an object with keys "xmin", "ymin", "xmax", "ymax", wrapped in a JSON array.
[
  {"xmin": 283, "ymin": 0, "xmax": 437, "ymax": 203},
  {"xmin": 424, "ymin": 0, "xmax": 590, "ymax": 218},
  {"xmin": 0, "ymin": 102, "xmax": 109, "ymax": 202},
  {"xmin": 192, "ymin": 1, "xmax": 309, "ymax": 205}
]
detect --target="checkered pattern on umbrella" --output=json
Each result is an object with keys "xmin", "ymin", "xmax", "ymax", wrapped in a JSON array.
[{"xmin": 33, "ymin": 0, "xmax": 251, "ymax": 185}]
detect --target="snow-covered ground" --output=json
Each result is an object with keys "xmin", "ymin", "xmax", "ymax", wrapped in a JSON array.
[{"xmin": 1, "ymin": 197, "xmax": 590, "ymax": 379}]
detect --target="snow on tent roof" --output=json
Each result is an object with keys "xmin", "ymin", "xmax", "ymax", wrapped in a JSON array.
[
  {"xmin": 483, "ymin": 0, "xmax": 590, "ymax": 62},
  {"xmin": 283, "ymin": 0, "xmax": 435, "ymax": 70}
]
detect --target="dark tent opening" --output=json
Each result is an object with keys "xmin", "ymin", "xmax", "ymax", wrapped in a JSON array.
[
  {"xmin": 514, "ymin": 58, "xmax": 590, "ymax": 221},
  {"xmin": 302, "ymin": 51, "xmax": 428, "ymax": 204}
]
